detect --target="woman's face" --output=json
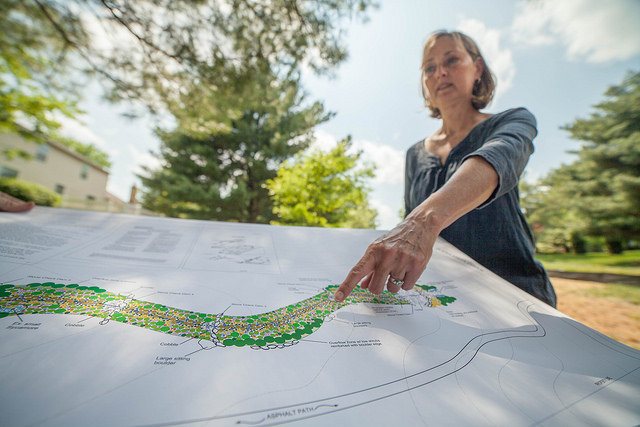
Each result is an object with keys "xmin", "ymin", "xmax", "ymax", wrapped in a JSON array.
[{"xmin": 422, "ymin": 36, "xmax": 482, "ymax": 112}]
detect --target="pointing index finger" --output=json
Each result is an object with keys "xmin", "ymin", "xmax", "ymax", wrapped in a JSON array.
[{"xmin": 334, "ymin": 253, "xmax": 375, "ymax": 302}]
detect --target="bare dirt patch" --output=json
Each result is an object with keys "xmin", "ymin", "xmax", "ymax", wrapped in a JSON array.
[{"xmin": 552, "ymin": 278, "xmax": 640, "ymax": 350}]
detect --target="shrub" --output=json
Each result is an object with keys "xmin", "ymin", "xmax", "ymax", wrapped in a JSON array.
[
  {"xmin": 606, "ymin": 239, "xmax": 624, "ymax": 255},
  {"xmin": 569, "ymin": 230, "xmax": 587, "ymax": 254},
  {"xmin": 0, "ymin": 178, "xmax": 61, "ymax": 207}
]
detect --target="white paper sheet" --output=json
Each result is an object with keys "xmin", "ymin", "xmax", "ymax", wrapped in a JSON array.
[{"xmin": 1, "ymin": 207, "xmax": 638, "ymax": 426}]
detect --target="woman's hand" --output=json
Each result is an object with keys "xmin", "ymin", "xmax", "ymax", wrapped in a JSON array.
[
  {"xmin": 333, "ymin": 215, "xmax": 441, "ymax": 302},
  {"xmin": 333, "ymin": 156, "xmax": 499, "ymax": 302}
]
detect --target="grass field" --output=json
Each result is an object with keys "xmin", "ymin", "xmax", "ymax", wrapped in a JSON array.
[
  {"xmin": 536, "ymin": 249, "xmax": 640, "ymax": 276},
  {"xmin": 537, "ymin": 250, "xmax": 640, "ymax": 349}
]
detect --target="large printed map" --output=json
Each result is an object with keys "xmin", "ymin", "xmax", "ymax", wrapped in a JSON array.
[{"xmin": 1, "ymin": 207, "xmax": 639, "ymax": 426}]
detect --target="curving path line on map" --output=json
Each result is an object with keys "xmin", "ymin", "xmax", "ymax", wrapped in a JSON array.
[{"xmin": 154, "ymin": 301, "xmax": 545, "ymax": 427}]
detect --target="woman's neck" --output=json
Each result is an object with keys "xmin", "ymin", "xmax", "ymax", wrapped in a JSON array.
[{"xmin": 439, "ymin": 104, "xmax": 485, "ymax": 137}]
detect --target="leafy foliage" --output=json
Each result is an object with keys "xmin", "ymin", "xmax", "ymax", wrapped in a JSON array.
[
  {"xmin": 1, "ymin": 0, "xmax": 374, "ymax": 114},
  {"xmin": 524, "ymin": 71, "xmax": 640, "ymax": 253},
  {"xmin": 1, "ymin": 2, "xmax": 76, "ymax": 139},
  {"xmin": 0, "ymin": 0, "xmax": 372, "ymax": 205},
  {"xmin": 1, "ymin": 0, "xmax": 111, "ymax": 165},
  {"xmin": 266, "ymin": 138, "xmax": 377, "ymax": 228},
  {"xmin": 0, "ymin": 178, "xmax": 61, "ymax": 206},
  {"xmin": 130, "ymin": 1, "xmax": 374, "ymax": 223},
  {"xmin": 3, "ymin": 0, "xmax": 375, "ymax": 221},
  {"xmin": 139, "ymin": 67, "xmax": 330, "ymax": 223}
]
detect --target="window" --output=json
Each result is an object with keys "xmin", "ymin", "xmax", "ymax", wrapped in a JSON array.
[
  {"xmin": 0, "ymin": 166, "xmax": 18, "ymax": 178},
  {"xmin": 54, "ymin": 184, "xmax": 64, "ymax": 195},
  {"xmin": 80, "ymin": 164, "xmax": 89, "ymax": 180},
  {"xmin": 35, "ymin": 144, "xmax": 50, "ymax": 162}
]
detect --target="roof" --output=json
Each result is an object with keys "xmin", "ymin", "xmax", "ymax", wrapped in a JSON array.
[{"xmin": 45, "ymin": 138, "xmax": 109, "ymax": 175}]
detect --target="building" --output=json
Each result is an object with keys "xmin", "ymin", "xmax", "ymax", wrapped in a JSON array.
[{"xmin": 0, "ymin": 133, "xmax": 110, "ymax": 202}]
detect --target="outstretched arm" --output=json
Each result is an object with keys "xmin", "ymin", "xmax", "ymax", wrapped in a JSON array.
[{"xmin": 334, "ymin": 156, "xmax": 498, "ymax": 302}]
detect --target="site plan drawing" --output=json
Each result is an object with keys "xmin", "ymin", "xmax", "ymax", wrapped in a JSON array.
[{"xmin": 1, "ymin": 207, "xmax": 639, "ymax": 426}]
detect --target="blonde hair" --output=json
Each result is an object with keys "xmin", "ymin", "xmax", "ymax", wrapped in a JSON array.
[{"xmin": 421, "ymin": 30, "xmax": 496, "ymax": 118}]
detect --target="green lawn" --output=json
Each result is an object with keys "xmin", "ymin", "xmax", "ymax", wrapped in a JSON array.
[{"xmin": 536, "ymin": 250, "xmax": 640, "ymax": 277}]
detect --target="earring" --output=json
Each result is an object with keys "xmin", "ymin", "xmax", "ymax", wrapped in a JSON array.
[{"xmin": 473, "ymin": 78, "xmax": 481, "ymax": 96}]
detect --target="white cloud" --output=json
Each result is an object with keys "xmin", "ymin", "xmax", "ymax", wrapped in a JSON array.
[
  {"xmin": 511, "ymin": 0, "xmax": 640, "ymax": 63},
  {"xmin": 106, "ymin": 181, "xmax": 130, "ymax": 202},
  {"xmin": 309, "ymin": 129, "xmax": 405, "ymax": 230},
  {"xmin": 370, "ymin": 199, "xmax": 398, "ymax": 231},
  {"xmin": 352, "ymin": 140, "xmax": 404, "ymax": 185},
  {"xmin": 311, "ymin": 129, "xmax": 404, "ymax": 186},
  {"xmin": 105, "ymin": 145, "xmax": 160, "ymax": 201},
  {"xmin": 310, "ymin": 128, "xmax": 339, "ymax": 152},
  {"xmin": 56, "ymin": 114, "xmax": 114, "ymax": 154},
  {"xmin": 457, "ymin": 18, "xmax": 516, "ymax": 100},
  {"xmin": 128, "ymin": 145, "xmax": 161, "ymax": 176}
]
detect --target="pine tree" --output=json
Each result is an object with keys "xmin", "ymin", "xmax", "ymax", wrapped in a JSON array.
[
  {"xmin": 140, "ymin": 66, "xmax": 330, "ymax": 223},
  {"xmin": 526, "ymin": 71, "xmax": 640, "ymax": 253}
]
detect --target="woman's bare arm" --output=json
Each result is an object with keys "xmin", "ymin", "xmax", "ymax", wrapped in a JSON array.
[{"xmin": 334, "ymin": 156, "xmax": 498, "ymax": 301}]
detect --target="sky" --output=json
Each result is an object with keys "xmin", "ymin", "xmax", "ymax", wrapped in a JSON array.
[{"xmin": 60, "ymin": 0, "xmax": 640, "ymax": 230}]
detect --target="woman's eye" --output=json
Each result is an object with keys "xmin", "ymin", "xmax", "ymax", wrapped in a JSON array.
[
  {"xmin": 447, "ymin": 57, "xmax": 459, "ymax": 65},
  {"xmin": 424, "ymin": 65, "xmax": 435, "ymax": 74}
]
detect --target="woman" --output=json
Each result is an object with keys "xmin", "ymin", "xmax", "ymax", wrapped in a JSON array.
[{"xmin": 334, "ymin": 30, "xmax": 557, "ymax": 307}]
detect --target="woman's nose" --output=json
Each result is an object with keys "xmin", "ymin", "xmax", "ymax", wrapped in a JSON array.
[{"xmin": 430, "ymin": 63, "xmax": 448, "ymax": 78}]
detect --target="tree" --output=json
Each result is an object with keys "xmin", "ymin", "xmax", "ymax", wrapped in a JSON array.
[
  {"xmin": 4, "ymin": 0, "xmax": 374, "ymax": 220},
  {"xmin": 521, "ymin": 173, "xmax": 588, "ymax": 253},
  {"xmin": 1, "ymin": 0, "xmax": 82, "ymax": 147},
  {"xmin": 125, "ymin": 1, "xmax": 374, "ymax": 223},
  {"xmin": 561, "ymin": 71, "xmax": 640, "ymax": 252},
  {"xmin": 266, "ymin": 138, "xmax": 377, "ymax": 228},
  {"xmin": 2, "ymin": 0, "xmax": 375, "ymax": 115},
  {"xmin": 524, "ymin": 71, "xmax": 640, "ymax": 253},
  {"xmin": 1, "ymin": 0, "xmax": 111, "ymax": 167},
  {"xmin": 139, "ymin": 66, "xmax": 330, "ymax": 223}
]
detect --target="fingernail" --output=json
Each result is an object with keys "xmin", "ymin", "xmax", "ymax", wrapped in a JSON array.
[{"xmin": 334, "ymin": 291, "xmax": 344, "ymax": 301}]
